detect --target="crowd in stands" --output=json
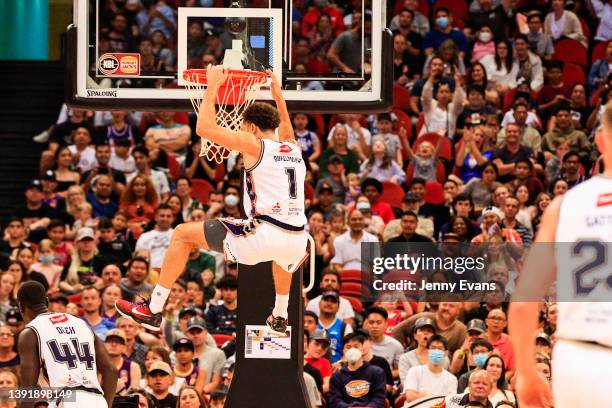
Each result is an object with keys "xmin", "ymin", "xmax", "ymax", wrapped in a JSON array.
[{"xmin": 8, "ymin": 0, "xmax": 612, "ymax": 406}]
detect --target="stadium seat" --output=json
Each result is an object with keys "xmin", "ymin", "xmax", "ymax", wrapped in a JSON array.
[
  {"xmin": 413, "ymin": 132, "xmax": 452, "ymax": 162},
  {"xmin": 562, "ymin": 62, "xmax": 585, "ymax": 87},
  {"xmin": 502, "ymin": 87, "xmax": 540, "ymax": 112},
  {"xmin": 591, "ymin": 86, "xmax": 606, "ymax": 106},
  {"xmin": 579, "ymin": 17, "xmax": 590, "ymax": 41},
  {"xmin": 340, "ymin": 282, "xmax": 369, "ymax": 298},
  {"xmin": 342, "ymin": 295, "xmax": 363, "ymax": 315},
  {"xmin": 424, "ymin": 181, "xmax": 445, "ymax": 204},
  {"xmin": 166, "ymin": 154, "xmax": 182, "ymax": 181},
  {"xmin": 592, "ymin": 40, "xmax": 609, "ymax": 64},
  {"xmin": 304, "ymin": 181, "xmax": 315, "ymax": 201},
  {"xmin": 340, "ymin": 269, "xmax": 363, "ymax": 283},
  {"xmin": 395, "ymin": 394, "xmax": 406, "ymax": 408},
  {"xmin": 214, "ymin": 161, "xmax": 226, "ymax": 184},
  {"xmin": 393, "ymin": 84, "xmax": 412, "ymax": 111},
  {"xmin": 211, "ymin": 333, "xmax": 233, "ymax": 348},
  {"xmin": 191, "ymin": 179, "xmax": 214, "ymax": 204},
  {"xmin": 392, "ymin": 109, "xmax": 412, "ymax": 133},
  {"xmin": 553, "ymin": 39, "xmax": 588, "ymax": 67},
  {"xmin": 381, "ymin": 181, "xmax": 406, "ymax": 209},
  {"xmin": 435, "ymin": 0, "xmax": 468, "ymax": 22},
  {"xmin": 416, "ymin": 112, "xmax": 425, "ymax": 134}
]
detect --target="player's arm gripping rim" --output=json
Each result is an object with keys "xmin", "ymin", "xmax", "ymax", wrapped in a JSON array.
[
  {"xmin": 507, "ymin": 196, "xmax": 560, "ymax": 408},
  {"xmin": 195, "ymin": 65, "xmax": 261, "ymax": 159},
  {"xmin": 265, "ymin": 69, "xmax": 295, "ymax": 143},
  {"xmin": 93, "ymin": 334, "xmax": 119, "ymax": 407},
  {"xmin": 16, "ymin": 328, "xmax": 39, "ymax": 408}
]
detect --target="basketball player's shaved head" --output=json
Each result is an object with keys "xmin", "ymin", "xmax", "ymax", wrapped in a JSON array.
[
  {"xmin": 18, "ymin": 281, "xmax": 48, "ymax": 314},
  {"xmin": 242, "ymin": 102, "xmax": 280, "ymax": 132}
]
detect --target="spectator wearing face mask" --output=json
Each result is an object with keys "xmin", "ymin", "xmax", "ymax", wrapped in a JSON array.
[
  {"xmin": 456, "ymin": 338, "xmax": 495, "ymax": 392},
  {"xmin": 221, "ymin": 185, "xmax": 241, "ymax": 218},
  {"xmin": 403, "ymin": 335, "xmax": 457, "ymax": 402},
  {"xmin": 328, "ymin": 331, "xmax": 387, "ymax": 408}
]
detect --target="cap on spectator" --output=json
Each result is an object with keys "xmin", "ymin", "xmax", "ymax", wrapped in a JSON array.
[
  {"xmin": 41, "ymin": 170, "xmax": 56, "ymax": 182},
  {"xmin": 179, "ymin": 306, "xmax": 202, "ymax": 319},
  {"xmin": 403, "ymin": 191, "xmax": 419, "ymax": 202},
  {"xmin": 321, "ymin": 290, "xmax": 340, "ymax": 302},
  {"xmin": 310, "ymin": 329, "xmax": 330, "ymax": 344},
  {"xmin": 328, "ymin": 154, "xmax": 343, "ymax": 164},
  {"xmin": 173, "ymin": 337, "xmax": 195, "ymax": 351},
  {"xmin": 319, "ymin": 183, "xmax": 334, "ymax": 194},
  {"xmin": 27, "ymin": 180, "xmax": 43, "ymax": 191},
  {"xmin": 482, "ymin": 206, "xmax": 504, "ymax": 220},
  {"xmin": 76, "ymin": 227, "xmax": 95, "ymax": 242},
  {"xmin": 466, "ymin": 319, "xmax": 486, "ymax": 334},
  {"xmin": 147, "ymin": 361, "xmax": 173, "ymax": 376},
  {"xmin": 536, "ymin": 332, "xmax": 551, "ymax": 346},
  {"xmin": 105, "ymin": 329, "xmax": 127, "ymax": 344},
  {"xmin": 5, "ymin": 308, "xmax": 22, "ymax": 324},
  {"xmin": 414, "ymin": 316, "xmax": 436, "ymax": 332},
  {"xmin": 187, "ymin": 316, "xmax": 207, "ymax": 331},
  {"xmin": 49, "ymin": 294, "xmax": 69, "ymax": 306}
]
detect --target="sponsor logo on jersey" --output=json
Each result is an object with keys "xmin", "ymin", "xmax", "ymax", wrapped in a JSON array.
[
  {"xmin": 273, "ymin": 202, "xmax": 281, "ymax": 209},
  {"xmin": 279, "ymin": 144, "xmax": 292, "ymax": 153},
  {"xmin": 49, "ymin": 314, "xmax": 68, "ymax": 325},
  {"xmin": 273, "ymin": 155, "xmax": 302, "ymax": 163},
  {"xmin": 344, "ymin": 380, "xmax": 370, "ymax": 398},
  {"xmin": 272, "ymin": 202, "xmax": 282, "ymax": 214},
  {"xmin": 597, "ymin": 193, "xmax": 612, "ymax": 207}
]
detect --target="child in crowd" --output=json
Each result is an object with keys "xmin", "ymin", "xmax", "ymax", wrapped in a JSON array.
[
  {"xmin": 68, "ymin": 127, "xmax": 97, "ymax": 173},
  {"xmin": 405, "ymin": 137, "xmax": 443, "ymax": 182},
  {"xmin": 110, "ymin": 137, "xmax": 136, "ymax": 174},
  {"xmin": 30, "ymin": 239, "xmax": 62, "ymax": 294},
  {"xmin": 73, "ymin": 202, "xmax": 96, "ymax": 231},
  {"xmin": 345, "ymin": 173, "xmax": 361, "ymax": 205},
  {"xmin": 370, "ymin": 113, "xmax": 403, "ymax": 164}
]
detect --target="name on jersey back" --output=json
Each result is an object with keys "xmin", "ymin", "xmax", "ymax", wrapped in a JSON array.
[{"xmin": 586, "ymin": 214, "xmax": 612, "ymax": 227}]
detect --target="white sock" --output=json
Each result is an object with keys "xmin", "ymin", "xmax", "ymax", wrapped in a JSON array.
[
  {"xmin": 149, "ymin": 284, "xmax": 171, "ymax": 314},
  {"xmin": 272, "ymin": 294, "xmax": 289, "ymax": 319}
]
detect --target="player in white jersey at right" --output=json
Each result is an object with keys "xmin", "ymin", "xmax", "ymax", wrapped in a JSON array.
[
  {"xmin": 509, "ymin": 102, "xmax": 612, "ymax": 408},
  {"xmin": 117, "ymin": 67, "xmax": 309, "ymax": 335},
  {"xmin": 17, "ymin": 281, "xmax": 117, "ymax": 408}
]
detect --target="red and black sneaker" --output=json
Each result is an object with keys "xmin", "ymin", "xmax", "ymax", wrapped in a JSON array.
[
  {"xmin": 115, "ymin": 298, "xmax": 162, "ymax": 331},
  {"xmin": 266, "ymin": 314, "xmax": 289, "ymax": 337}
]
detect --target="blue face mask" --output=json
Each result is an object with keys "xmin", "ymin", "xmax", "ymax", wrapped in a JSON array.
[
  {"xmin": 39, "ymin": 255, "xmax": 55, "ymax": 264},
  {"xmin": 436, "ymin": 16, "xmax": 449, "ymax": 29},
  {"xmin": 473, "ymin": 353, "xmax": 488, "ymax": 368},
  {"xmin": 428, "ymin": 349, "xmax": 445, "ymax": 365}
]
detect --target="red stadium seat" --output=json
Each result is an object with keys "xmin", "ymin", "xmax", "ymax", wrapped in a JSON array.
[
  {"xmin": 435, "ymin": 0, "xmax": 468, "ymax": 22},
  {"xmin": 304, "ymin": 182, "xmax": 315, "ymax": 201},
  {"xmin": 553, "ymin": 39, "xmax": 587, "ymax": 67},
  {"xmin": 340, "ymin": 269, "xmax": 363, "ymax": 283},
  {"xmin": 562, "ymin": 62, "xmax": 585, "ymax": 87},
  {"xmin": 502, "ymin": 88, "xmax": 539, "ymax": 112},
  {"xmin": 424, "ymin": 181, "xmax": 445, "ymax": 204},
  {"xmin": 395, "ymin": 395, "xmax": 406, "ymax": 408},
  {"xmin": 413, "ymin": 132, "xmax": 452, "ymax": 162},
  {"xmin": 416, "ymin": 112, "xmax": 426, "ymax": 134},
  {"xmin": 393, "ymin": 84, "xmax": 412, "ymax": 111},
  {"xmin": 166, "ymin": 154, "xmax": 182, "ymax": 181},
  {"xmin": 392, "ymin": 109, "xmax": 412, "ymax": 133},
  {"xmin": 342, "ymin": 295, "xmax": 363, "ymax": 315},
  {"xmin": 214, "ymin": 161, "xmax": 226, "ymax": 184},
  {"xmin": 579, "ymin": 17, "xmax": 590, "ymax": 41},
  {"xmin": 381, "ymin": 181, "xmax": 406, "ymax": 209},
  {"xmin": 211, "ymin": 333, "xmax": 233, "ymax": 348},
  {"xmin": 340, "ymin": 282, "xmax": 368, "ymax": 297},
  {"xmin": 191, "ymin": 179, "xmax": 214, "ymax": 204},
  {"xmin": 592, "ymin": 41, "xmax": 609, "ymax": 64},
  {"xmin": 591, "ymin": 86, "xmax": 606, "ymax": 106}
]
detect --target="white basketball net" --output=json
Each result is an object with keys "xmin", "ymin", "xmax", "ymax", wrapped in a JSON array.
[{"xmin": 184, "ymin": 70, "xmax": 267, "ymax": 164}]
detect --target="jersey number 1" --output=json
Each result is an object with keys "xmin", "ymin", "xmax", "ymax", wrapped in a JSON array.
[
  {"xmin": 48, "ymin": 338, "xmax": 95, "ymax": 370},
  {"xmin": 285, "ymin": 168, "xmax": 297, "ymax": 199}
]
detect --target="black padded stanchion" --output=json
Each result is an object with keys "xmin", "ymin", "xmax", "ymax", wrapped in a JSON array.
[{"xmin": 225, "ymin": 261, "xmax": 310, "ymax": 408}]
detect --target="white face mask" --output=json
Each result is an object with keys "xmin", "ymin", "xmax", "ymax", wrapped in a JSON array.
[
  {"xmin": 224, "ymin": 194, "xmax": 239, "ymax": 207},
  {"xmin": 479, "ymin": 32, "xmax": 492, "ymax": 43},
  {"xmin": 345, "ymin": 347, "xmax": 362, "ymax": 364}
]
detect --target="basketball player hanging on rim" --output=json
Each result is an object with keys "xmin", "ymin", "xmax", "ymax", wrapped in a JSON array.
[
  {"xmin": 17, "ymin": 281, "xmax": 118, "ymax": 408},
  {"xmin": 116, "ymin": 66, "xmax": 309, "ymax": 335},
  {"xmin": 508, "ymin": 102, "xmax": 612, "ymax": 408}
]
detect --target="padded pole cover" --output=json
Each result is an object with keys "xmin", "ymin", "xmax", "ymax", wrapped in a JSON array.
[{"xmin": 225, "ymin": 262, "xmax": 310, "ymax": 408}]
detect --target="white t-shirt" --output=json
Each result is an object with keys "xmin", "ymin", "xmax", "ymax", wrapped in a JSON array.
[
  {"xmin": 68, "ymin": 145, "xmax": 97, "ymax": 173},
  {"xmin": 135, "ymin": 228, "xmax": 173, "ymax": 269},
  {"xmin": 306, "ymin": 295, "xmax": 355, "ymax": 320},
  {"xmin": 404, "ymin": 365, "xmax": 458, "ymax": 397},
  {"xmin": 330, "ymin": 231, "xmax": 379, "ymax": 270},
  {"xmin": 110, "ymin": 153, "xmax": 136, "ymax": 174},
  {"xmin": 370, "ymin": 335, "xmax": 404, "ymax": 368},
  {"xmin": 398, "ymin": 350, "xmax": 451, "ymax": 385}
]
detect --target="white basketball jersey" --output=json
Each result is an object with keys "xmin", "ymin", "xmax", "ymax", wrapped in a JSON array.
[
  {"xmin": 26, "ymin": 313, "xmax": 103, "ymax": 392},
  {"xmin": 243, "ymin": 139, "xmax": 307, "ymax": 228},
  {"xmin": 555, "ymin": 176, "xmax": 612, "ymax": 347}
]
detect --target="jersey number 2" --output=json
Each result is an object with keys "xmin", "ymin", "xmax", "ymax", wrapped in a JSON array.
[
  {"xmin": 48, "ymin": 339, "xmax": 94, "ymax": 370},
  {"xmin": 572, "ymin": 241, "xmax": 611, "ymax": 295},
  {"xmin": 285, "ymin": 168, "xmax": 297, "ymax": 199}
]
